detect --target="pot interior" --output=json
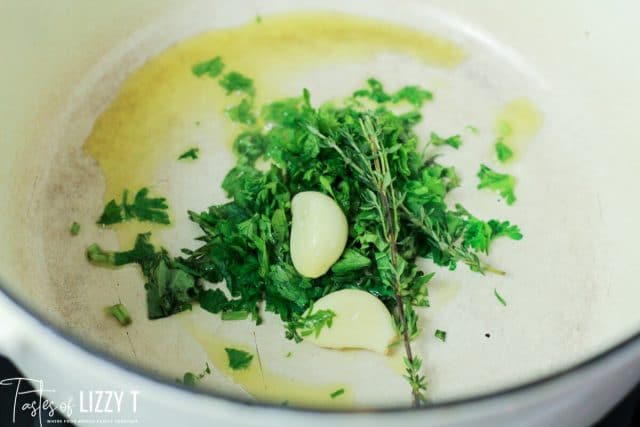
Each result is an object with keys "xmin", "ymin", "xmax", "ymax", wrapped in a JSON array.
[{"xmin": 1, "ymin": 0, "xmax": 640, "ymax": 409}]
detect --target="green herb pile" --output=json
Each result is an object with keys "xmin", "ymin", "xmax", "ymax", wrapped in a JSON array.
[{"xmin": 87, "ymin": 57, "xmax": 522, "ymax": 405}]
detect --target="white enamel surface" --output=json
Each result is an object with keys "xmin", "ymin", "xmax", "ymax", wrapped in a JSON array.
[
  {"xmin": 1, "ymin": 0, "xmax": 640, "ymax": 425},
  {"xmin": 304, "ymin": 289, "xmax": 397, "ymax": 354},
  {"xmin": 290, "ymin": 192, "xmax": 348, "ymax": 278}
]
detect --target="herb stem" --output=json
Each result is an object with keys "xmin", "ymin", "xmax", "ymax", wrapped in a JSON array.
[
  {"xmin": 360, "ymin": 116, "xmax": 422, "ymax": 407},
  {"xmin": 398, "ymin": 205, "xmax": 506, "ymax": 276}
]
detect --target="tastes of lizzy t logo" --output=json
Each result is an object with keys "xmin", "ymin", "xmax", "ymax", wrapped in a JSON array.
[{"xmin": 0, "ymin": 377, "xmax": 140, "ymax": 425}]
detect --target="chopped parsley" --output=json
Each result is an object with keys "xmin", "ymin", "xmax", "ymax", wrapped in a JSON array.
[
  {"xmin": 178, "ymin": 148, "xmax": 199, "ymax": 160},
  {"xmin": 285, "ymin": 307, "xmax": 336, "ymax": 343},
  {"xmin": 220, "ymin": 310, "xmax": 250, "ymax": 321},
  {"xmin": 192, "ymin": 56, "xmax": 225, "ymax": 78},
  {"xmin": 391, "ymin": 85, "xmax": 433, "ymax": 107},
  {"xmin": 477, "ymin": 164, "xmax": 517, "ymax": 205},
  {"xmin": 219, "ymin": 71, "xmax": 255, "ymax": 96},
  {"xmin": 353, "ymin": 78, "xmax": 391, "ymax": 103},
  {"xmin": 97, "ymin": 188, "xmax": 170, "ymax": 225},
  {"xmin": 70, "ymin": 222, "xmax": 80, "ymax": 236},
  {"xmin": 182, "ymin": 363, "xmax": 211, "ymax": 387},
  {"xmin": 105, "ymin": 303, "xmax": 131, "ymax": 326},
  {"xmin": 285, "ymin": 351, "xmax": 292, "ymax": 358},
  {"xmin": 354, "ymin": 78, "xmax": 433, "ymax": 107},
  {"xmin": 331, "ymin": 249, "xmax": 372, "ymax": 274},
  {"xmin": 88, "ymin": 233, "xmax": 198, "ymax": 319},
  {"xmin": 227, "ymin": 98, "xmax": 256, "ymax": 124},
  {"xmin": 494, "ymin": 288, "xmax": 507, "ymax": 306},
  {"xmin": 330, "ymin": 388, "xmax": 345, "ymax": 399},
  {"xmin": 225, "ymin": 348, "xmax": 254, "ymax": 370},
  {"xmin": 495, "ymin": 139, "xmax": 514, "ymax": 163},
  {"xmin": 454, "ymin": 205, "xmax": 522, "ymax": 255},
  {"xmin": 434, "ymin": 329, "xmax": 447, "ymax": 342},
  {"xmin": 429, "ymin": 132, "xmax": 462, "ymax": 149}
]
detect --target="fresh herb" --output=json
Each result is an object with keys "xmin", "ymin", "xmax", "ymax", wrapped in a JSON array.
[
  {"xmin": 353, "ymin": 78, "xmax": 391, "ymax": 103},
  {"xmin": 89, "ymin": 68, "xmax": 523, "ymax": 405},
  {"xmin": 221, "ymin": 310, "xmax": 250, "ymax": 320},
  {"xmin": 477, "ymin": 164, "xmax": 517, "ymax": 205},
  {"xmin": 97, "ymin": 188, "xmax": 170, "ymax": 225},
  {"xmin": 391, "ymin": 86, "xmax": 433, "ymax": 107},
  {"xmin": 192, "ymin": 56, "xmax": 225, "ymax": 78},
  {"xmin": 354, "ymin": 78, "xmax": 433, "ymax": 107},
  {"xmin": 494, "ymin": 288, "xmax": 507, "ymax": 306},
  {"xmin": 227, "ymin": 98, "xmax": 256, "ymax": 124},
  {"xmin": 495, "ymin": 139, "xmax": 514, "ymax": 162},
  {"xmin": 331, "ymin": 249, "xmax": 372, "ymax": 274},
  {"xmin": 429, "ymin": 132, "xmax": 462, "ymax": 149},
  {"xmin": 454, "ymin": 205, "xmax": 522, "ymax": 254},
  {"xmin": 403, "ymin": 356, "xmax": 427, "ymax": 405},
  {"xmin": 285, "ymin": 351, "xmax": 292, "ymax": 358},
  {"xmin": 225, "ymin": 348, "xmax": 254, "ymax": 370},
  {"xmin": 88, "ymin": 234, "xmax": 199, "ymax": 319},
  {"xmin": 70, "ymin": 222, "xmax": 80, "ymax": 236},
  {"xmin": 434, "ymin": 329, "xmax": 446, "ymax": 342},
  {"xmin": 219, "ymin": 72, "xmax": 255, "ymax": 96},
  {"xmin": 285, "ymin": 307, "xmax": 336, "ymax": 343},
  {"xmin": 256, "ymin": 15, "xmax": 262, "ymax": 24},
  {"xmin": 105, "ymin": 303, "xmax": 132, "ymax": 326},
  {"xmin": 330, "ymin": 388, "xmax": 345, "ymax": 399},
  {"xmin": 182, "ymin": 363, "xmax": 211, "ymax": 387},
  {"xmin": 178, "ymin": 148, "xmax": 200, "ymax": 160}
]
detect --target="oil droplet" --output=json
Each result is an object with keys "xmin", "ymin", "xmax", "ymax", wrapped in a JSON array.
[
  {"xmin": 83, "ymin": 12, "xmax": 466, "ymax": 248},
  {"xmin": 186, "ymin": 323, "xmax": 353, "ymax": 408},
  {"xmin": 494, "ymin": 98, "xmax": 543, "ymax": 160}
]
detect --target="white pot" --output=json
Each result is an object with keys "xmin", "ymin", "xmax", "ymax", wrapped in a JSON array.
[{"xmin": 1, "ymin": 1, "xmax": 639, "ymax": 426}]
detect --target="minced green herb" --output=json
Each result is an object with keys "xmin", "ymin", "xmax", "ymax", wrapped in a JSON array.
[
  {"xmin": 87, "ymin": 62, "xmax": 523, "ymax": 406},
  {"xmin": 353, "ymin": 78, "xmax": 433, "ymax": 108},
  {"xmin": 181, "ymin": 363, "xmax": 211, "ymax": 387},
  {"xmin": 495, "ymin": 139, "xmax": 514, "ymax": 163},
  {"xmin": 219, "ymin": 71, "xmax": 255, "ymax": 96},
  {"xmin": 285, "ymin": 307, "xmax": 336, "ymax": 343},
  {"xmin": 97, "ymin": 188, "xmax": 170, "ymax": 225},
  {"xmin": 70, "ymin": 222, "xmax": 80, "ymax": 236},
  {"xmin": 225, "ymin": 348, "xmax": 254, "ymax": 370},
  {"xmin": 477, "ymin": 164, "xmax": 517, "ymax": 205},
  {"xmin": 105, "ymin": 303, "xmax": 132, "ymax": 326},
  {"xmin": 466, "ymin": 125, "xmax": 479, "ymax": 134},
  {"xmin": 494, "ymin": 288, "xmax": 507, "ymax": 306},
  {"xmin": 434, "ymin": 329, "xmax": 446, "ymax": 342},
  {"xmin": 192, "ymin": 56, "xmax": 225, "ymax": 78},
  {"xmin": 227, "ymin": 98, "xmax": 256, "ymax": 124},
  {"xmin": 88, "ymin": 233, "xmax": 198, "ymax": 319},
  {"xmin": 330, "ymin": 388, "xmax": 345, "ymax": 399},
  {"xmin": 178, "ymin": 148, "xmax": 199, "ymax": 160},
  {"xmin": 430, "ymin": 132, "xmax": 462, "ymax": 149},
  {"xmin": 391, "ymin": 86, "xmax": 433, "ymax": 107}
]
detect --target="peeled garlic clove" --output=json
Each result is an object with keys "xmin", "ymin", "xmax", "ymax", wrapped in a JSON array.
[
  {"xmin": 290, "ymin": 191, "xmax": 348, "ymax": 278},
  {"xmin": 305, "ymin": 289, "xmax": 397, "ymax": 354}
]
